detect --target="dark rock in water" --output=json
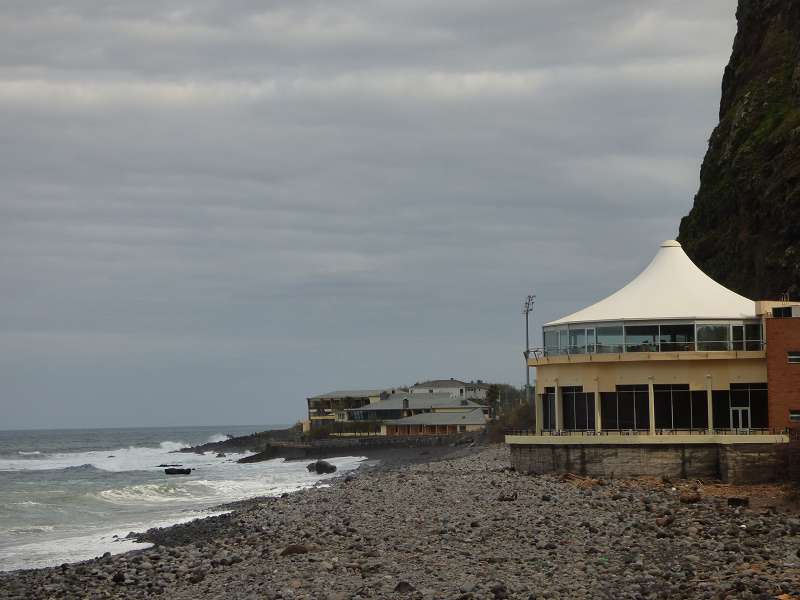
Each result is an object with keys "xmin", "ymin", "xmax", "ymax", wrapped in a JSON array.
[
  {"xmin": 216, "ymin": 452, "xmax": 226, "ymax": 458},
  {"xmin": 307, "ymin": 460, "xmax": 336, "ymax": 474},
  {"xmin": 728, "ymin": 497, "xmax": 750, "ymax": 508},
  {"xmin": 164, "ymin": 468, "xmax": 191, "ymax": 475},
  {"xmin": 157, "ymin": 464, "xmax": 183, "ymax": 468}
]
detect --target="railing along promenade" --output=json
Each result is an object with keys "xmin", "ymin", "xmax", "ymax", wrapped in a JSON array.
[{"xmin": 504, "ymin": 427, "xmax": 789, "ymax": 437}]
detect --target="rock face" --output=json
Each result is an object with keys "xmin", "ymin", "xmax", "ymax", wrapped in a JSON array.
[
  {"xmin": 307, "ymin": 460, "xmax": 337, "ymax": 474},
  {"xmin": 678, "ymin": 0, "xmax": 800, "ymax": 299}
]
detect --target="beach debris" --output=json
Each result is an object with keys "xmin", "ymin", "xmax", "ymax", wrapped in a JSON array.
[
  {"xmin": 164, "ymin": 468, "xmax": 192, "ymax": 475},
  {"xmin": 393, "ymin": 581, "xmax": 416, "ymax": 593},
  {"xmin": 279, "ymin": 544, "xmax": 311, "ymax": 556},
  {"xmin": 679, "ymin": 490, "xmax": 702, "ymax": 504},
  {"xmin": 727, "ymin": 497, "xmax": 749, "ymax": 508},
  {"xmin": 307, "ymin": 460, "xmax": 337, "ymax": 474},
  {"xmin": 655, "ymin": 514, "xmax": 675, "ymax": 527},
  {"xmin": 497, "ymin": 491, "xmax": 518, "ymax": 502}
]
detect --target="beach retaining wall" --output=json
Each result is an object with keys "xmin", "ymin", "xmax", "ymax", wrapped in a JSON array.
[{"xmin": 510, "ymin": 443, "xmax": 785, "ymax": 484}]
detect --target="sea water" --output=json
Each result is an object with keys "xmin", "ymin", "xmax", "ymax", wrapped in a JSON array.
[{"xmin": 0, "ymin": 426, "xmax": 365, "ymax": 572}]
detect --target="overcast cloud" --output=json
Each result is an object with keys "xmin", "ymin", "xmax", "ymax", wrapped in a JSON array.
[{"xmin": 0, "ymin": 0, "xmax": 737, "ymax": 429}]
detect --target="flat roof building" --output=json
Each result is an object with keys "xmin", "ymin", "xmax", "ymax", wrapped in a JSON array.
[{"xmin": 507, "ymin": 240, "xmax": 800, "ymax": 483}]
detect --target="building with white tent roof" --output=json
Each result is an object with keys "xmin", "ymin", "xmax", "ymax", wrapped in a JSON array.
[{"xmin": 506, "ymin": 240, "xmax": 800, "ymax": 483}]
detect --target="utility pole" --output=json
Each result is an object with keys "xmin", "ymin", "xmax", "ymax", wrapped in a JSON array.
[{"xmin": 523, "ymin": 295, "xmax": 535, "ymax": 411}]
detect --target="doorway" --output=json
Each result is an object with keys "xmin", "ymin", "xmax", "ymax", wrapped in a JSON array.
[{"xmin": 731, "ymin": 406, "xmax": 750, "ymax": 431}]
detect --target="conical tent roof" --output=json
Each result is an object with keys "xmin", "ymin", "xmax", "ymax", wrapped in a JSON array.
[{"xmin": 546, "ymin": 240, "xmax": 756, "ymax": 326}]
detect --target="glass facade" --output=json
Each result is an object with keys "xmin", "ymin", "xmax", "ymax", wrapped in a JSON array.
[{"xmin": 543, "ymin": 320, "xmax": 763, "ymax": 356}]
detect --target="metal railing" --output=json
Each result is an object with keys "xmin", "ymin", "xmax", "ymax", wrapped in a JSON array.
[{"xmin": 504, "ymin": 427, "xmax": 788, "ymax": 437}]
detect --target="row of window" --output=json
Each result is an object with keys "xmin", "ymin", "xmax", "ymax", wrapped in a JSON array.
[
  {"xmin": 543, "ymin": 322, "xmax": 763, "ymax": 356},
  {"xmin": 540, "ymin": 383, "xmax": 768, "ymax": 431}
]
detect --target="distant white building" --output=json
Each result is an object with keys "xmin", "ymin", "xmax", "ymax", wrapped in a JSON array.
[{"xmin": 408, "ymin": 378, "xmax": 489, "ymax": 401}]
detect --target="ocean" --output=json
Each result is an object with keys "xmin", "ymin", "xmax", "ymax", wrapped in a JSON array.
[{"xmin": 0, "ymin": 426, "xmax": 365, "ymax": 572}]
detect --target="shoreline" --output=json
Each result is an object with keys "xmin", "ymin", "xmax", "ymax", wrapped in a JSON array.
[
  {"xmin": 4, "ymin": 445, "xmax": 800, "ymax": 599},
  {"xmin": 131, "ymin": 444, "xmax": 478, "ymax": 549},
  {"xmin": 0, "ymin": 444, "xmax": 476, "ymax": 576}
]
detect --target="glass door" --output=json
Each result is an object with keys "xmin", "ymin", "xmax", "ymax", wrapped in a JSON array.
[{"xmin": 731, "ymin": 407, "xmax": 750, "ymax": 431}]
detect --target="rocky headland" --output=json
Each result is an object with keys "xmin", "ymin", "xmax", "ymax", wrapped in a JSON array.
[
  {"xmin": 679, "ymin": 0, "xmax": 800, "ymax": 298},
  {"xmin": 3, "ymin": 446, "xmax": 800, "ymax": 599}
]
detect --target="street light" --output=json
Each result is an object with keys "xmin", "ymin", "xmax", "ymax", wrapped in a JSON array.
[{"xmin": 522, "ymin": 295, "xmax": 535, "ymax": 409}]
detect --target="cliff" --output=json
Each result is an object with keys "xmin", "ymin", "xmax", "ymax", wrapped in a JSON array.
[{"xmin": 678, "ymin": 0, "xmax": 800, "ymax": 300}]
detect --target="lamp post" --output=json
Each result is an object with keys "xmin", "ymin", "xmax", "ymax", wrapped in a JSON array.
[{"xmin": 523, "ymin": 295, "xmax": 535, "ymax": 410}]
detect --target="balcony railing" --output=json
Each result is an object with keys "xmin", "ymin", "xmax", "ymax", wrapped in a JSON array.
[{"xmin": 504, "ymin": 427, "xmax": 787, "ymax": 437}]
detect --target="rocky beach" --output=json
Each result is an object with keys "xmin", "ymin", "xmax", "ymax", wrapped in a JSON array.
[{"xmin": 3, "ymin": 445, "xmax": 800, "ymax": 599}]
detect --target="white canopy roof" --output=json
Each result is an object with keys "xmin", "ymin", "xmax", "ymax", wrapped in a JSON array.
[{"xmin": 546, "ymin": 240, "xmax": 756, "ymax": 326}]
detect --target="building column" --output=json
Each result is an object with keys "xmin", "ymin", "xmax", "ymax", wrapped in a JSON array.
[
  {"xmin": 648, "ymin": 377, "xmax": 656, "ymax": 435},
  {"xmin": 706, "ymin": 374, "xmax": 714, "ymax": 433},
  {"xmin": 594, "ymin": 378, "xmax": 602, "ymax": 433},
  {"xmin": 554, "ymin": 379, "xmax": 563, "ymax": 432},
  {"xmin": 535, "ymin": 386, "xmax": 543, "ymax": 435}
]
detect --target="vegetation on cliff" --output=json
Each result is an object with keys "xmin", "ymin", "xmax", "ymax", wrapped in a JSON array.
[{"xmin": 678, "ymin": 0, "xmax": 800, "ymax": 299}]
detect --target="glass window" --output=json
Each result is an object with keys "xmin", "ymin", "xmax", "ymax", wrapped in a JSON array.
[
  {"xmin": 568, "ymin": 328, "xmax": 586, "ymax": 354},
  {"xmin": 691, "ymin": 391, "xmax": 708, "ymax": 429},
  {"xmin": 712, "ymin": 390, "xmax": 730, "ymax": 429},
  {"xmin": 596, "ymin": 325, "xmax": 623, "ymax": 353},
  {"xmin": 750, "ymin": 388, "xmax": 768, "ymax": 428},
  {"xmin": 788, "ymin": 352, "xmax": 800, "ymax": 364},
  {"xmin": 659, "ymin": 324, "xmax": 694, "ymax": 352},
  {"xmin": 697, "ymin": 324, "xmax": 730, "ymax": 351},
  {"xmin": 732, "ymin": 325, "xmax": 744, "ymax": 351},
  {"xmin": 544, "ymin": 329, "xmax": 560, "ymax": 356},
  {"xmin": 745, "ymin": 323, "xmax": 762, "ymax": 350},
  {"xmin": 559, "ymin": 329, "xmax": 568, "ymax": 353},
  {"xmin": 542, "ymin": 388, "xmax": 555, "ymax": 430},
  {"xmin": 586, "ymin": 328, "xmax": 595, "ymax": 353},
  {"xmin": 601, "ymin": 392, "xmax": 618, "ymax": 430},
  {"xmin": 654, "ymin": 388, "xmax": 672, "ymax": 429},
  {"xmin": 625, "ymin": 325, "xmax": 659, "ymax": 352}
]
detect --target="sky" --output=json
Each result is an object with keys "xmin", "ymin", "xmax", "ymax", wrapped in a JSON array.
[{"xmin": 0, "ymin": 0, "xmax": 739, "ymax": 429}]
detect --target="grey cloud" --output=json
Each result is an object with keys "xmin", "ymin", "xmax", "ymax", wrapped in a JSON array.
[{"xmin": 0, "ymin": 0, "xmax": 737, "ymax": 428}]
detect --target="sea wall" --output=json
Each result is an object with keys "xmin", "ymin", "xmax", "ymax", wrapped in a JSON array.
[{"xmin": 510, "ymin": 443, "xmax": 786, "ymax": 484}]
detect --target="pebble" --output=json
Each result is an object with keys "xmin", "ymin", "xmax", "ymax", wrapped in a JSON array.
[{"xmin": 2, "ymin": 446, "xmax": 800, "ymax": 599}]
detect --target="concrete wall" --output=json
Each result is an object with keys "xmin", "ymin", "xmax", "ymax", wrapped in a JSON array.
[
  {"xmin": 718, "ymin": 444, "xmax": 787, "ymax": 484},
  {"xmin": 510, "ymin": 443, "xmax": 785, "ymax": 484},
  {"xmin": 533, "ymin": 355, "xmax": 767, "ymax": 396}
]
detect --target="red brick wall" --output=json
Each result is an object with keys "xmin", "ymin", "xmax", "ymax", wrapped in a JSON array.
[{"xmin": 766, "ymin": 318, "xmax": 800, "ymax": 429}]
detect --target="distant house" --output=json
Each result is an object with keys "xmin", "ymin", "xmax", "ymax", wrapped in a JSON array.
[
  {"xmin": 384, "ymin": 408, "xmax": 488, "ymax": 436},
  {"xmin": 344, "ymin": 392, "xmax": 486, "ymax": 422},
  {"xmin": 408, "ymin": 378, "xmax": 489, "ymax": 401},
  {"xmin": 305, "ymin": 389, "xmax": 395, "ymax": 430}
]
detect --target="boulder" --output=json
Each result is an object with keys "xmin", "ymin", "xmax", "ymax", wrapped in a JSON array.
[
  {"xmin": 679, "ymin": 490, "xmax": 702, "ymax": 504},
  {"xmin": 307, "ymin": 460, "xmax": 337, "ymax": 474},
  {"xmin": 727, "ymin": 497, "xmax": 750, "ymax": 508},
  {"xmin": 280, "ymin": 544, "xmax": 311, "ymax": 556},
  {"xmin": 164, "ymin": 468, "xmax": 191, "ymax": 475}
]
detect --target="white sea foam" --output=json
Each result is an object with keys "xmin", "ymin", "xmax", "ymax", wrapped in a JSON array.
[
  {"xmin": 205, "ymin": 433, "xmax": 230, "ymax": 443},
  {"xmin": 0, "ymin": 450, "xmax": 366, "ymax": 572},
  {"xmin": 0, "ymin": 512, "xmax": 228, "ymax": 572},
  {"xmin": 0, "ymin": 440, "xmax": 245, "ymax": 473},
  {"xmin": 18, "ymin": 450, "xmax": 42, "ymax": 456}
]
